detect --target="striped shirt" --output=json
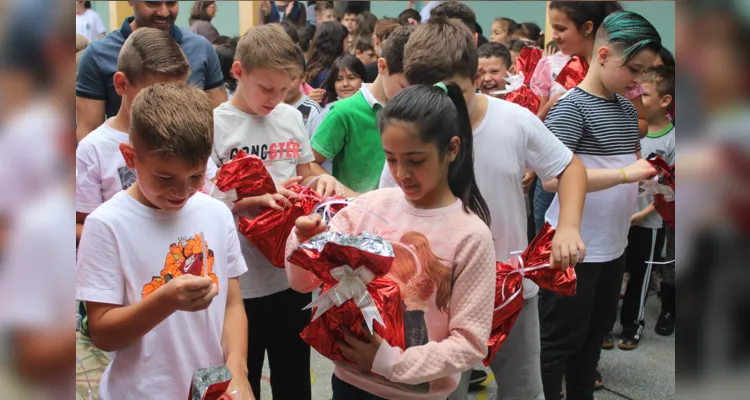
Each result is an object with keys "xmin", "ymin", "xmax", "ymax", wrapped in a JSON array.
[{"xmin": 544, "ymin": 87, "xmax": 641, "ymax": 263}]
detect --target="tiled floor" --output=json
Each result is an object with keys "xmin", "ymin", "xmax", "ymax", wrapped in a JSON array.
[{"xmin": 76, "ymin": 293, "xmax": 674, "ymax": 400}]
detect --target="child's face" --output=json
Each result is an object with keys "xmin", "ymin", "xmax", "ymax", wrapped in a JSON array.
[
  {"xmin": 120, "ymin": 145, "xmax": 207, "ymax": 211},
  {"xmin": 115, "ymin": 72, "xmax": 187, "ymax": 114},
  {"xmin": 342, "ymin": 13, "xmax": 357, "ymax": 33},
  {"xmin": 335, "ymin": 68, "xmax": 362, "ymax": 99},
  {"xmin": 381, "ymin": 69, "xmax": 409, "ymax": 102},
  {"xmin": 233, "ymin": 64, "xmax": 292, "ymax": 115},
  {"xmin": 477, "ymin": 57, "xmax": 508, "ymax": 95},
  {"xmin": 598, "ymin": 46, "xmax": 658, "ymax": 96},
  {"xmin": 319, "ymin": 9, "xmax": 337, "ymax": 23},
  {"xmin": 640, "ymin": 82, "xmax": 670, "ymax": 120},
  {"xmin": 489, "ymin": 22, "xmax": 508, "ymax": 44},
  {"xmin": 285, "ymin": 72, "xmax": 305, "ymax": 104},
  {"xmin": 382, "ymin": 121, "xmax": 458, "ymax": 205},
  {"xmin": 356, "ymin": 48, "xmax": 377, "ymax": 66},
  {"xmin": 549, "ymin": 8, "xmax": 589, "ymax": 56}
]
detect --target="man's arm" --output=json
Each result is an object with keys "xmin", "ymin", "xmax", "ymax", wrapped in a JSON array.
[
  {"xmin": 206, "ymin": 86, "xmax": 228, "ymax": 108},
  {"xmin": 76, "ymin": 97, "xmax": 105, "ymax": 141}
]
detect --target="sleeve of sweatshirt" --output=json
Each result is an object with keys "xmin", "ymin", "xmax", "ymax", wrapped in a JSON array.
[
  {"xmin": 285, "ymin": 194, "xmax": 367, "ymax": 293},
  {"xmin": 370, "ymin": 228, "xmax": 496, "ymax": 385}
]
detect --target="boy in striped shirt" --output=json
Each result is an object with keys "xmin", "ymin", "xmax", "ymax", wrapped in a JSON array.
[
  {"xmin": 539, "ymin": 11, "xmax": 662, "ymax": 400},
  {"xmin": 285, "ymin": 46, "xmax": 323, "ymax": 138}
]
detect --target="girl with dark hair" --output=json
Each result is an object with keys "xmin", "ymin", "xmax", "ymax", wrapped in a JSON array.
[
  {"xmin": 322, "ymin": 55, "xmax": 366, "ymax": 107},
  {"xmin": 189, "ymin": 1, "xmax": 220, "ymax": 43},
  {"xmin": 307, "ymin": 21, "xmax": 347, "ymax": 88},
  {"xmin": 288, "ymin": 82, "xmax": 496, "ymax": 399}
]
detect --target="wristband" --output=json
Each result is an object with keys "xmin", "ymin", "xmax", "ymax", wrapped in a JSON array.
[{"xmin": 619, "ymin": 168, "xmax": 628, "ymax": 184}]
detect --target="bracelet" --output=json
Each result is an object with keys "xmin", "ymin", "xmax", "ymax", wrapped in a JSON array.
[{"xmin": 619, "ymin": 168, "xmax": 628, "ymax": 184}]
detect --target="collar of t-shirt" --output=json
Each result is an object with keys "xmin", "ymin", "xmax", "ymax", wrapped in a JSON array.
[
  {"xmin": 120, "ymin": 16, "xmax": 182, "ymax": 42},
  {"xmin": 360, "ymin": 84, "xmax": 383, "ymax": 110},
  {"xmin": 647, "ymin": 123, "xmax": 674, "ymax": 139}
]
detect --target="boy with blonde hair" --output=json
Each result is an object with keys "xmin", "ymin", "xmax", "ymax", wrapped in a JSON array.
[
  {"xmin": 211, "ymin": 23, "xmax": 344, "ymax": 400},
  {"xmin": 77, "ymin": 83, "xmax": 252, "ymax": 400}
]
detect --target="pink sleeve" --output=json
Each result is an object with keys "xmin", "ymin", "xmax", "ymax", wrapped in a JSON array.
[
  {"xmin": 371, "ymin": 229, "xmax": 496, "ymax": 385},
  {"xmin": 530, "ymin": 56, "xmax": 552, "ymax": 97},
  {"xmin": 285, "ymin": 195, "xmax": 366, "ymax": 292}
]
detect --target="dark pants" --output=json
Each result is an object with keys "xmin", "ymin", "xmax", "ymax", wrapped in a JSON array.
[
  {"xmin": 540, "ymin": 255, "xmax": 626, "ymax": 400},
  {"xmin": 244, "ymin": 289, "xmax": 312, "ymax": 400},
  {"xmin": 619, "ymin": 226, "xmax": 666, "ymax": 336},
  {"xmin": 332, "ymin": 374, "xmax": 386, "ymax": 400}
]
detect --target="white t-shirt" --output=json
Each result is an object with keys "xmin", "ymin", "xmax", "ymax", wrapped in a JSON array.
[
  {"xmin": 212, "ymin": 101, "xmax": 315, "ymax": 298},
  {"xmin": 381, "ymin": 96, "xmax": 573, "ymax": 298},
  {"xmin": 76, "ymin": 191, "xmax": 247, "ymax": 400},
  {"xmin": 76, "ymin": 9, "xmax": 106, "ymax": 43},
  {"xmin": 76, "ymin": 120, "xmax": 218, "ymax": 214}
]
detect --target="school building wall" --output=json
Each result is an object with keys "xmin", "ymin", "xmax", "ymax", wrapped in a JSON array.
[{"xmin": 92, "ymin": 1, "xmax": 674, "ymax": 51}]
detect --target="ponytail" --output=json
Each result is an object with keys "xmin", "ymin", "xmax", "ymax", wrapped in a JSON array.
[
  {"xmin": 378, "ymin": 82, "xmax": 492, "ymax": 227},
  {"xmin": 442, "ymin": 83, "xmax": 491, "ymax": 226}
]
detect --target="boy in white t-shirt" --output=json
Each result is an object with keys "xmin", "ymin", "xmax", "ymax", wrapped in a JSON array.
[
  {"xmin": 76, "ymin": 83, "xmax": 252, "ymax": 400},
  {"xmin": 76, "ymin": 28, "xmax": 218, "ymax": 243},
  {"xmin": 211, "ymin": 24, "xmax": 345, "ymax": 400},
  {"xmin": 380, "ymin": 17, "xmax": 588, "ymax": 400}
]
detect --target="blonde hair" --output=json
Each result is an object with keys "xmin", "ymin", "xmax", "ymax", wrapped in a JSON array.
[
  {"xmin": 130, "ymin": 83, "xmax": 213, "ymax": 166},
  {"xmin": 236, "ymin": 24, "xmax": 301, "ymax": 76},
  {"xmin": 117, "ymin": 27, "xmax": 191, "ymax": 85}
]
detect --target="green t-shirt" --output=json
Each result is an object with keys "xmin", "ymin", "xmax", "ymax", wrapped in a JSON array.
[{"xmin": 311, "ymin": 90, "xmax": 384, "ymax": 193}]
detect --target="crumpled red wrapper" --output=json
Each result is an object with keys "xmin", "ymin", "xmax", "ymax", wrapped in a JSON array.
[
  {"xmin": 288, "ymin": 231, "xmax": 405, "ymax": 363},
  {"xmin": 215, "ymin": 150, "xmax": 277, "ymax": 199},
  {"xmin": 504, "ymin": 86, "xmax": 541, "ymax": 114},
  {"xmin": 483, "ymin": 223, "xmax": 577, "ymax": 365},
  {"xmin": 646, "ymin": 154, "xmax": 675, "ymax": 228},
  {"xmin": 188, "ymin": 365, "xmax": 232, "ymax": 400},
  {"xmin": 301, "ymin": 277, "xmax": 405, "ymax": 363},
  {"xmin": 516, "ymin": 47, "xmax": 543, "ymax": 87},
  {"xmin": 238, "ymin": 184, "xmax": 346, "ymax": 267},
  {"xmin": 555, "ymin": 56, "xmax": 590, "ymax": 91}
]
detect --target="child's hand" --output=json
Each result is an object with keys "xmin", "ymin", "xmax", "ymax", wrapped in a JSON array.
[
  {"xmin": 232, "ymin": 193, "xmax": 290, "ymax": 213},
  {"xmin": 222, "ymin": 377, "xmax": 254, "ymax": 400},
  {"xmin": 277, "ymin": 176, "xmax": 303, "ymax": 198},
  {"xmin": 163, "ymin": 274, "xmax": 218, "ymax": 312},
  {"xmin": 549, "ymin": 225, "xmax": 586, "ymax": 270},
  {"xmin": 631, "ymin": 211, "xmax": 647, "ymax": 226},
  {"xmin": 308, "ymin": 88, "xmax": 326, "ymax": 105},
  {"xmin": 624, "ymin": 159, "xmax": 658, "ymax": 184},
  {"xmin": 338, "ymin": 326, "xmax": 383, "ymax": 372},
  {"xmin": 295, "ymin": 214, "xmax": 327, "ymax": 242},
  {"xmin": 315, "ymin": 174, "xmax": 346, "ymax": 198}
]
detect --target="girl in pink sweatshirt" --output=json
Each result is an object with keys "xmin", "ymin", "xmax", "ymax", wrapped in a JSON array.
[{"xmin": 286, "ymin": 82, "xmax": 497, "ymax": 399}]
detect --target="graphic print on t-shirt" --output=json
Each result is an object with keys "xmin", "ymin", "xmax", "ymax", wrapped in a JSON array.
[
  {"xmin": 228, "ymin": 139, "xmax": 303, "ymax": 163},
  {"xmin": 117, "ymin": 166, "xmax": 137, "ymax": 191},
  {"xmin": 142, "ymin": 233, "xmax": 217, "ymax": 298}
]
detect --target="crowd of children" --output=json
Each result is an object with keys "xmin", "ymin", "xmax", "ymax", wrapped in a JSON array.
[{"xmin": 75, "ymin": 1, "xmax": 675, "ymax": 399}]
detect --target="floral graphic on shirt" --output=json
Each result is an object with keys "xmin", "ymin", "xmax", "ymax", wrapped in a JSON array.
[{"xmin": 141, "ymin": 233, "xmax": 217, "ymax": 299}]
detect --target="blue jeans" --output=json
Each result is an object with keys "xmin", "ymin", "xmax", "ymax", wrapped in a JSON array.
[
  {"xmin": 533, "ymin": 178, "xmax": 556, "ymax": 234},
  {"xmin": 332, "ymin": 374, "xmax": 386, "ymax": 400}
]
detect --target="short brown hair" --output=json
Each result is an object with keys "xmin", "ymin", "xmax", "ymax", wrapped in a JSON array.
[
  {"xmin": 236, "ymin": 23, "xmax": 301, "ymax": 76},
  {"xmin": 117, "ymin": 27, "xmax": 190, "ymax": 85},
  {"xmin": 404, "ymin": 18, "xmax": 477, "ymax": 85},
  {"xmin": 380, "ymin": 25, "xmax": 415, "ymax": 76},
  {"xmin": 642, "ymin": 65, "xmax": 675, "ymax": 99},
  {"xmin": 430, "ymin": 1, "xmax": 477, "ymax": 34},
  {"xmin": 130, "ymin": 83, "xmax": 213, "ymax": 166},
  {"xmin": 374, "ymin": 17, "xmax": 401, "ymax": 43}
]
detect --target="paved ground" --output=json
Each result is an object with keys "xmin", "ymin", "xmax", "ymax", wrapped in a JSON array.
[{"xmin": 76, "ymin": 293, "xmax": 674, "ymax": 400}]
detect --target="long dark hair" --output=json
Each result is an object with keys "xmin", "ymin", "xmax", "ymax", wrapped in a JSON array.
[
  {"xmin": 549, "ymin": 1, "xmax": 622, "ymax": 35},
  {"xmin": 307, "ymin": 21, "xmax": 346, "ymax": 85},
  {"xmin": 323, "ymin": 55, "xmax": 366, "ymax": 104},
  {"xmin": 189, "ymin": 1, "xmax": 215, "ymax": 23},
  {"xmin": 378, "ymin": 83, "xmax": 491, "ymax": 226}
]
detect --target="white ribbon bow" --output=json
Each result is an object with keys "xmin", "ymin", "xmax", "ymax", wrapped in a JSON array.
[
  {"xmin": 492, "ymin": 71, "xmax": 527, "ymax": 96},
  {"xmin": 495, "ymin": 251, "xmax": 550, "ymax": 312},
  {"xmin": 304, "ymin": 265, "xmax": 385, "ymax": 334},
  {"xmin": 639, "ymin": 175, "xmax": 675, "ymax": 202}
]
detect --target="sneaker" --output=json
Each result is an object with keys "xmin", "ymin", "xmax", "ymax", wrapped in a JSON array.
[
  {"xmin": 655, "ymin": 311, "xmax": 675, "ymax": 336},
  {"xmin": 618, "ymin": 331, "xmax": 640, "ymax": 350},
  {"xmin": 468, "ymin": 369, "xmax": 488, "ymax": 391},
  {"xmin": 594, "ymin": 370, "xmax": 604, "ymax": 389},
  {"xmin": 602, "ymin": 332, "xmax": 614, "ymax": 349}
]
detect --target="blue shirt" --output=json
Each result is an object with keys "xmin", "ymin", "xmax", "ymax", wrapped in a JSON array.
[{"xmin": 76, "ymin": 17, "xmax": 224, "ymax": 118}]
